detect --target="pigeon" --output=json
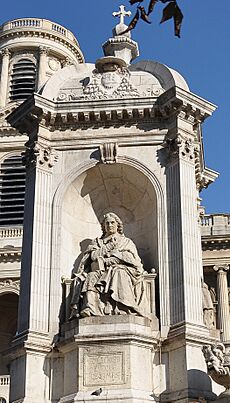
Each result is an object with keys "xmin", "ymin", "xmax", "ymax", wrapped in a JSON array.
[{"xmin": 91, "ymin": 387, "xmax": 102, "ymax": 396}]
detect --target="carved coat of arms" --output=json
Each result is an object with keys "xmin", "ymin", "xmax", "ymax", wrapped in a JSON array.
[{"xmin": 83, "ymin": 66, "xmax": 140, "ymax": 100}]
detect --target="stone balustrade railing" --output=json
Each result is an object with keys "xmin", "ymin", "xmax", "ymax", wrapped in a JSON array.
[
  {"xmin": 201, "ymin": 214, "xmax": 230, "ymax": 237},
  {"xmin": 0, "ymin": 18, "xmax": 79, "ymax": 45},
  {"xmin": 0, "ymin": 375, "xmax": 10, "ymax": 386},
  {"xmin": 0, "ymin": 227, "xmax": 23, "ymax": 239}
]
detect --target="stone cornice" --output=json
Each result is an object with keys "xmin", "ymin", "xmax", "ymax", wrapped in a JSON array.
[
  {"xmin": 196, "ymin": 166, "xmax": 219, "ymax": 191},
  {"xmin": 0, "ymin": 248, "xmax": 21, "ymax": 262},
  {"xmin": 202, "ymin": 236, "xmax": 230, "ymax": 251},
  {"xmin": 7, "ymin": 86, "xmax": 217, "ymax": 135},
  {"xmin": 0, "ymin": 28, "xmax": 84, "ymax": 64}
]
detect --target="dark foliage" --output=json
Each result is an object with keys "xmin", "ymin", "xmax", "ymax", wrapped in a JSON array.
[{"xmin": 121, "ymin": 0, "xmax": 183, "ymax": 37}]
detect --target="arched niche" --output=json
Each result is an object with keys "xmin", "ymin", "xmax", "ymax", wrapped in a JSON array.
[{"xmin": 60, "ymin": 163, "xmax": 158, "ymax": 276}]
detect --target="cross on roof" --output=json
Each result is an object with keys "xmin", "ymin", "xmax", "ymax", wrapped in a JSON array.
[{"xmin": 112, "ymin": 5, "xmax": 131, "ymax": 25}]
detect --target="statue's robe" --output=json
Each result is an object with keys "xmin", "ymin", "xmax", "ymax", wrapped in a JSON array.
[{"xmin": 71, "ymin": 233, "xmax": 150, "ymax": 318}]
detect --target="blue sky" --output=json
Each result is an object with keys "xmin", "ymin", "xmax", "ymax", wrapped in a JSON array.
[{"xmin": 1, "ymin": 0, "xmax": 229, "ymax": 214}]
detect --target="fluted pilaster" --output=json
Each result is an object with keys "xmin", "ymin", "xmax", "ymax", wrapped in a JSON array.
[
  {"xmin": 0, "ymin": 48, "xmax": 10, "ymax": 107},
  {"xmin": 38, "ymin": 47, "xmax": 49, "ymax": 89},
  {"xmin": 166, "ymin": 137, "xmax": 203, "ymax": 326},
  {"xmin": 213, "ymin": 264, "xmax": 230, "ymax": 342},
  {"xmin": 18, "ymin": 142, "xmax": 58, "ymax": 334}
]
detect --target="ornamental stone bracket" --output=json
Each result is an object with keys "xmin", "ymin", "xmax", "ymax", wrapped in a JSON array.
[
  {"xmin": 22, "ymin": 141, "xmax": 59, "ymax": 170},
  {"xmin": 99, "ymin": 143, "xmax": 118, "ymax": 164}
]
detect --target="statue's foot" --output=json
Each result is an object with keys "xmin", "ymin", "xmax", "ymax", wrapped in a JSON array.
[{"xmin": 80, "ymin": 308, "xmax": 91, "ymax": 317}]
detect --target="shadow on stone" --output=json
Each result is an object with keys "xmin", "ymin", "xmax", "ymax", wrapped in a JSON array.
[{"xmin": 187, "ymin": 369, "xmax": 217, "ymax": 401}]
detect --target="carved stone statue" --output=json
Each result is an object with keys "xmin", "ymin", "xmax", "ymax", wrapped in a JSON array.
[
  {"xmin": 202, "ymin": 281, "xmax": 215, "ymax": 329},
  {"xmin": 203, "ymin": 343, "xmax": 230, "ymax": 400},
  {"xmin": 70, "ymin": 212, "xmax": 150, "ymax": 319}
]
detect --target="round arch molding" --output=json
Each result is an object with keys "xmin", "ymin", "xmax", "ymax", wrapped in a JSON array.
[{"xmin": 49, "ymin": 157, "xmax": 169, "ymax": 330}]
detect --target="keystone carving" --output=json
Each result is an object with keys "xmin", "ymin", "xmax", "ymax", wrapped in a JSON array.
[{"xmin": 99, "ymin": 143, "xmax": 118, "ymax": 164}]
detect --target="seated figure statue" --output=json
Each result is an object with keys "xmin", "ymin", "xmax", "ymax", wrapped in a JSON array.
[{"xmin": 70, "ymin": 212, "xmax": 150, "ymax": 319}]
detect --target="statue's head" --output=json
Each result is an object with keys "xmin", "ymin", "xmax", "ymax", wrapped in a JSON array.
[{"xmin": 101, "ymin": 212, "xmax": 123, "ymax": 236}]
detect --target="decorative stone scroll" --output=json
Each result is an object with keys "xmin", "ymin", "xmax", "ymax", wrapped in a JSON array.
[
  {"xmin": 99, "ymin": 143, "xmax": 118, "ymax": 164},
  {"xmin": 22, "ymin": 141, "xmax": 58, "ymax": 169},
  {"xmin": 203, "ymin": 343, "xmax": 230, "ymax": 399}
]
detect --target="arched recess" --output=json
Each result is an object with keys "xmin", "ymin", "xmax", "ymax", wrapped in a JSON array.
[
  {"xmin": 0, "ymin": 292, "xmax": 19, "ymax": 375},
  {"xmin": 50, "ymin": 157, "xmax": 169, "ymax": 331}
]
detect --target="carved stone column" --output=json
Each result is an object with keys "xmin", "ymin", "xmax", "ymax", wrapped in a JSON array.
[
  {"xmin": 38, "ymin": 47, "xmax": 49, "ymax": 89},
  {"xmin": 0, "ymin": 48, "xmax": 10, "ymax": 108},
  {"xmin": 165, "ymin": 136, "xmax": 203, "ymax": 327},
  {"xmin": 9, "ymin": 141, "xmax": 58, "ymax": 403},
  {"xmin": 17, "ymin": 141, "xmax": 58, "ymax": 334},
  {"xmin": 214, "ymin": 264, "xmax": 230, "ymax": 342}
]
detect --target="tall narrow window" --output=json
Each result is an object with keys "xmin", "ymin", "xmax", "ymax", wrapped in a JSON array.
[
  {"xmin": 0, "ymin": 155, "xmax": 26, "ymax": 226},
  {"xmin": 10, "ymin": 58, "xmax": 36, "ymax": 101}
]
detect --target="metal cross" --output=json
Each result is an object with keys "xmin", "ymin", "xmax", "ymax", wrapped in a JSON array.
[{"xmin": 112, "ymin": 5, "xmax": 131, "ymax": 25}]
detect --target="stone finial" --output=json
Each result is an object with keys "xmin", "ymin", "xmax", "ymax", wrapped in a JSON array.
[
  {"xmin": 112, "ymin": 5, "xmax": 131, "ymax": 26},
  {"xmin": 102, "ymin": 4, "xmax": 139, "ymax": 65}
]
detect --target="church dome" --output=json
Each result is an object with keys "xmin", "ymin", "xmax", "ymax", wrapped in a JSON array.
[{"xmin": 0, "ymin": 18, "xmax": 84, "ymax": 108}]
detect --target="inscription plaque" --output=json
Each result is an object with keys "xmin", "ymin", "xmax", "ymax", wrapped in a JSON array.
[{"xmin": 83, "ymin": 352, "xmax": 125, "ymax": 386}]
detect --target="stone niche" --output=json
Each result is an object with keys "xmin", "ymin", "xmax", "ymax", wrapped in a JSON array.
[
  {"xmin": 60, "ymin": 162, "xmax": 158, "ymax": 278},
  {"xmin": 57, "ymin": 162, "xmax": 160, "ymax": 403}
]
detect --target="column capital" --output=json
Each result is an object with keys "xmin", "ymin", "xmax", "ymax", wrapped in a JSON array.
[
  {"xmin": 213, "ymin": 264, "xmax": 229, "ymax": 273},
  {"xmin": 0, "ymin": 48, "xmax": 10, "ymax": 58},
  {"xmin": 22, "ymin": 141, "xmax": 58, "ymax": 170},
  {"xmin": 163, "ymin": 135, "xmax": 197, "ymax": 165},
  {"xmin": 39, "ymin": 46, "xmax": 50, "ymax": 56}
]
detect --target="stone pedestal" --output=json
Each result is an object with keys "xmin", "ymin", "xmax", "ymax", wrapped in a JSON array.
[{"xmin": 57, "ymin": 315, "xmax": 159, "ymax": 403}]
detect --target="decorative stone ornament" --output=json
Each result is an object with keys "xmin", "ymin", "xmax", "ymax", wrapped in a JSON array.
[
  {"xmin": 99, "ymin": 143, "xmax": 118, "ymax": 164},
  {"xmin": 203, "ymin": 344, "xmax": 230, "ymax": 401},
  {"xmin": 83, "ymin": 61, "xmax": 140, "ymax": 100},
  {"xmin": 22, "ymin": 141, "xmax": 58, "ymax": 169}
]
